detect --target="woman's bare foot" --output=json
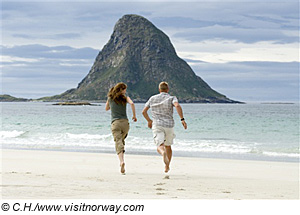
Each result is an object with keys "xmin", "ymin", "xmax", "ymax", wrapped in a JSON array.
[{"xmin": 120, "ymin": 162, "xmax": 125, "ymax": 174}]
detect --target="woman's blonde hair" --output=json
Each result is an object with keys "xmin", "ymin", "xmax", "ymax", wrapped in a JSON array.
[{"xmin": 107, "ymin": 82, "xmax": 127, "ymax": 105}]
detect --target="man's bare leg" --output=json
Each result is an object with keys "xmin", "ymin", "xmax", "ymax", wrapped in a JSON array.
[
  {"xmin": 164, "ymin": 146, "xmax": 172, "ymax": 172},
  {"xmin": 157, "ymin": 144, "xmax": 170, "ymax": 173},
  {"xmin": 118, "ymin": 152, "xmax": 125, "ymax": 174}
]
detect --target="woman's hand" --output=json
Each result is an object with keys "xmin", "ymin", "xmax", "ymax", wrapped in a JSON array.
[{"xmin": 132, "ymin": 116, "xmax": 137, "ymax": 122}]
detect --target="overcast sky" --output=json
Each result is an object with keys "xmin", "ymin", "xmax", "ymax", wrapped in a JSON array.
[{"xmin": 1, "ymin": 0, "xmax": 299, "ymax": 102}]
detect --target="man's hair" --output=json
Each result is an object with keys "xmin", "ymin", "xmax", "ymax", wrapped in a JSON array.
[
  {"xmin": 107, "ymin": 82, "xmax": 127, "ymax": 105},
  {"xmin": 159, "ymin": 82, "xmax": 169, "ymax": 92}
]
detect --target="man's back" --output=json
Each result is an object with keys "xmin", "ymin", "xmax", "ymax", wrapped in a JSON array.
[
  {"xmin": 145, "ymin": 92, "xmax": 178, "ymax": 128},
  {"xmin": 142, "ymin": 82, "xmax": 187, "ymax": 173}
]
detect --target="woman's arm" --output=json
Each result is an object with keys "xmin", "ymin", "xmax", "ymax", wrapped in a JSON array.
[
  {"xmin": 126, "ymin": 97, "xmax": 137, "ymax": 122},
  {"xmin": 105, "ymin": 99, "xmax": 110, "ymax": 111}
]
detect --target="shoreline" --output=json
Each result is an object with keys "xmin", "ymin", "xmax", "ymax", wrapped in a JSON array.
[
  {"xmin": 1, "ymin": 146, "xmax": 299, "ymax": 163},
  {"xmin": 1, "ymin": 149, "xmax": 299, "ymax": 199}
]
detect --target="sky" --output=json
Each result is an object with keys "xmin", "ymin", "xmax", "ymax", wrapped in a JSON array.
[{"xmin": 1, "ymin": 0, "xmax": 299, "ymax": 102}]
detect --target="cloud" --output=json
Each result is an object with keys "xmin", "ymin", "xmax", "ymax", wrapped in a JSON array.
[
  {"xmin": 151, "ymin": 3, "xmax": 299, "ymax": 44},
  {"xmin": 184, "ymin": 59, "xmax": 208, "ymax": 64},
  {"xmin": 152, "ymin": 17, "xmax": 236, "ymax": 29},
  {"xmin": 1, "ymin": 1, "xmax": 299, "ymax": 101},
  {"xmin": 1, "ymin": 44, "xmax": 99, "ymax": 98},
  {"xmin": 4, "ymin": 1, "xmax": 298, "ymax": 45},
  {"xmin": 191, "ymin": 61, "xmax": 299, "ymax": 102},
  {"xmin": 173, "ymin": 24, "xmax": 298, "ymax": 44},
  {"xmin": 2, "ymin": 44, "xmax": 99, "ymax": 59},
  {"xmin": 12, "ymin": 33, "xmax": 82, "ymax": 40},
  {"xmin": 175, "ymin": 40, "xmax": 298, "ymax": 63},
  {"xmin": 11, "ymin": 34, "xmax": 36, "ymax": 39},
  {"xmin": 193, "ymin": 61, "xmax": 299, "ymax": 80}
]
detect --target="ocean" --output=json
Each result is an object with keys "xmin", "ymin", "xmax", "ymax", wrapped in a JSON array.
[{"xmin": 1, "ymin": 102, "xmax": 299, "ymax": 162}]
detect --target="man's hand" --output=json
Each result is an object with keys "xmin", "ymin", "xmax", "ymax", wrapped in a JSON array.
[
  {"xmin": 181, "ymin": 120, "xmax": 187, "ymax": 129},
  {"xmin": 174, "ymin": 102, "xmax": 187, "ymax": 129},
  {"xmin": 142, "ymin": 106, "xmax": 153, "ymax": 129}
]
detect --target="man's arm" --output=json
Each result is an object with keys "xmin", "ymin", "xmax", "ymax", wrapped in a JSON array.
[
  {"xmin": 105, "ymin": 99, "xmax": 110, "ymax": 111},
  {"xmin": 126, "ymin": 97, "xmax": 137, "ymax": 122},
  {"xmin": 142, "ymin": 106, "xmax": 153, "ymax": 128},
  {"xmin": 174, "ymin": 102, "xmax": 187, "ymax": 129}
]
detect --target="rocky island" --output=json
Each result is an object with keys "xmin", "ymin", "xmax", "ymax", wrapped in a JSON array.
[
  {"xmin": 52, "ymin": 102, "xmax": 92, "ymax": 106},
  {"xmin": 42, "ymin": 15, "xmax": 241, "ymax": 103}
]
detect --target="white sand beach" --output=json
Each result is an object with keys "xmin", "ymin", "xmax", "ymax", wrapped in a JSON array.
[{"xmin": 0, "ymin": 149, "xmax": 299, "ymax": 199}]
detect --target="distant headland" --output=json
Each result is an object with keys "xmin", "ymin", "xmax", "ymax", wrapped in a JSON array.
[{"xmin": 0, "ymin": 94, "xmax": 31, "ymax": 102}]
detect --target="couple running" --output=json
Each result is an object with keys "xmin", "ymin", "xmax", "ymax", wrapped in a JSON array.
[{"xmin": 105, "ymin": 82, "xmax": 187, "ymax": 174}]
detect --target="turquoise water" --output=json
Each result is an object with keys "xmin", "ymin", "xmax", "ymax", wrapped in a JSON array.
[{"xmin": 1, "ymin": 102, "xmax": 299, "ymax": 162}]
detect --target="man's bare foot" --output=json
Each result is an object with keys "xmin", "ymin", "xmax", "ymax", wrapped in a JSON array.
[
  {"xmin": 165, "ymin": 165, "xmax": 170, "ymax": 173},
  {"xmin": 120, "ymin": 162, "xmax": 125, "ymax": 174}
]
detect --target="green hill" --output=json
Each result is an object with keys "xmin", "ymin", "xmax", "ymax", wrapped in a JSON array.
[{"xmin": 0, "ymin": 94, "xmax": 30, "ymax": 102}]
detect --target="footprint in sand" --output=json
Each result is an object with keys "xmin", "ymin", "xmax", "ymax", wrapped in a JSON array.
[
  {"xmin": 163, "ymin": 175, "xmax": 170, "ymax": 180},
  {"xmin": 156, "ymin": 188, "xmax": 165, "ymax": 191},
  {"xmin": 87, "ymin": 177, "xmax": 104, "ymax": 182},
  {"xmin": 156, "ymin": 193, "xmax": 165, "ymax": 195},
  {"xmin": 154, "ymin": 183, "xmax": 167, "ymax": 195},
  {"xmin": 154, "ymin": 183, "xmax": 165, "ymax": 186},
  {"xmin": 177, "ymin": 188, "xmax": 185, "ymax": 191},
  {"xmin": 222, "ymin": 191, "xmax": 231, "ymax": 194}
]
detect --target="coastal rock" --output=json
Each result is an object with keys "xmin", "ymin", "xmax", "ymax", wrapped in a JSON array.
[
  {"xmin": 45, "ymin": 14, "xmax": 240, "ymax": 103},
  {"xmin": 52, "ymin": 102, "xmax": 92, "ymax": 106}
]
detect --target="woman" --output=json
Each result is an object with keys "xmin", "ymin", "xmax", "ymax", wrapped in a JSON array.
[{"xmin": 105, "ymin": 82, "xmax": 137, "ymax": 174}]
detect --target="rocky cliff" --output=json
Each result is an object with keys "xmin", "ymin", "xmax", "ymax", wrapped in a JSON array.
[{"xmin": 46, "ymin": 14, "xmax": 239, "ymax": 103}]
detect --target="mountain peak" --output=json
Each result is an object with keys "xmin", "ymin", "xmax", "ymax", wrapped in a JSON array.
[
  {"xmin": 110, "ymin": 14, "xmax": 175, "ymax": 55},
  {"xmin": 45, "ymin": 14, "xmax": 239, "ymax": 103},
  {"xmin": 115, "ymin": 14, "xmax": 152, "ymax": 28}
]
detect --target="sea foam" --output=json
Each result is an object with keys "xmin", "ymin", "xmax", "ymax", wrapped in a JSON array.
[{"xmin": 0, "ymin": 130, "xmax": 26, "ymax": 139}]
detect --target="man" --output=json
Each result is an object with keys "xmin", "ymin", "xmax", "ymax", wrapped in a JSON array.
[{"xmin": 142, "ymin": 82, "xmax": 187, "ymax": 173}]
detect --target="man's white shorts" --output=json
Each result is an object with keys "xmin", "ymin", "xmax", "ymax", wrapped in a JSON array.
[{"xmin": 152, "ymin": 125, "xmax": 176, "ymax": 147}]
